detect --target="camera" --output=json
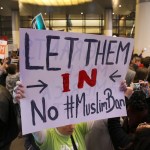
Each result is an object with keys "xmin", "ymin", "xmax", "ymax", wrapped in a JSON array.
[
  {"xmin": 132, "ymin": 83, "xmax": 141, "ymax": 91},
  {"xmin": 131, "ymin": 82, "xmax": 150, "ymax": 98}
]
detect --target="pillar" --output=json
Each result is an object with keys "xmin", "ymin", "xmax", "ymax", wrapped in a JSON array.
[
  {"xmin": 104, "ymin": 8, "xmax": 112, "ymax": 36},
  {"xmin": 134, "ymin": 0, "xmax": 150, "ymax": 57},
  {"xmin": 12, "ymin": 10, "xmax": 20, "ymax": 49}
]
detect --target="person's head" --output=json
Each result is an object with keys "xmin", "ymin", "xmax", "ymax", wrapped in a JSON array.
[
  {"xmin": 134, "ymin": 68, "xmax": 148, "ymax": 82},
  {"xmin": 11, "ymin": 51, "xmax": 18, "ymax": 59},
  {"xmin": 133, "ymin": 123, "xmax": 150, "ymax": 150},
  {"xmin": 127, "ymin": 91, "xmax": 148, "ymax": 131},
  {"xmin": 131, "ymin": 54, "xmax": 141, "ymax": 66},
  {"xmin": 57, "ymin": 124, "xmax": 75, "ymax": 136},
  {"xmin": 141, "ymin": 56, "xmax": 150, "ymax": 68},
  {"xmin": 4, "ymin": 57, "xmax": 11, "ymax": 65},
  {"xmin": 6, "ymin": 63, "xmax": 17, "ymax": 75}
]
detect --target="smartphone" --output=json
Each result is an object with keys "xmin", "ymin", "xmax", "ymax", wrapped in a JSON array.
[
  {"xmin": 131, "ymin": 82, "xmax": 150, "ymax": 98},
  {"xmin": 132, "ymin": 83, "xmax": 141, "ymax": 91}
]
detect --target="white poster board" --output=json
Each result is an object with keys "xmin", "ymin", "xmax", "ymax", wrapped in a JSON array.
[
  {"xmin": 20, "ymin": 28, "xmax": 134, "ymax": 134},
  {"xmin": 0, "ymin": 40, "xmax": 7, "ymax": 59},
  {"xmin": 8, "ymin": 44, "xmax": 18, "ymax": 52}
]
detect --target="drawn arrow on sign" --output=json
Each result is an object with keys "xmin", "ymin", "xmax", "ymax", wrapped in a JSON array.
[
  {"xmin": 109, "ymin": 70, "xmax": 121, "ymax": 82},
  {"xmin": 26, "ymin": 80, "xmax": 48, "ymax": 93}
]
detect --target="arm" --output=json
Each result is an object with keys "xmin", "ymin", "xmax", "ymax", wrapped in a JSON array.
[
  {"xmin": 0, "ymin": 119, "xmax": 7, "ymax": 139},
  {"xmin": 107, "ymin": 82, "xmax": 134, "ymax": 149},
  {"xmin": 32, "ymin": 130, "xmax": 47, "ymax": 145},
  {"xmin": 0, "ymin": 58, "xmax": 8, "ymax": 75},
  {"xmin": 13, "ymin": 82, "xmax": 47, "ymax": 145},
  {"xmin": 108, "ymin": 117, "xmax": 133, "ymax": 149}
]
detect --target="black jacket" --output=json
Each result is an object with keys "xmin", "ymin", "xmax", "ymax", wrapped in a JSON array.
[
  {"xmin": 108, "ymin": 96, "xmax": 150, "ymax": 150},
  {"xmin": 108, "ymin": 117, "xmax": 133, "ymax": 150},
  {"xmin": 0, "ymin": 85, "xmax": 19, "ymax": 148}
]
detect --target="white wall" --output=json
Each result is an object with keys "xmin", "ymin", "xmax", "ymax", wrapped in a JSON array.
[{"xmin": 134, "ymin": 2, "xmax": 150, "ymax": 57}]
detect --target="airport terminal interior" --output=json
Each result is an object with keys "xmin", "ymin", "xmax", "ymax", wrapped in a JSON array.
[{"xmin": 1, "ymin": 0, "xmax": 136, "ymax": 40}]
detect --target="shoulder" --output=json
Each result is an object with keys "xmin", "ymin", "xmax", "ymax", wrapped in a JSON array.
[
  {"xmin": 0, "ymin": 85, "xmax": 12, "ymax": 101},
  {"xmin": 0, "ymin": 86, "xmax": 12, "ymax": 123}
]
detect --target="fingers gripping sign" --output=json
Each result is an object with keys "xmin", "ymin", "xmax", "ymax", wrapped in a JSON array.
[{"xmin": 13, "ymin": 81, "xmax": 25, "ymax": 103}]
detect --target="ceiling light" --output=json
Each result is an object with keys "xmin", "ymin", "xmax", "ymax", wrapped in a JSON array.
[
  {"xmin": 112, "ymin": 12, "xmax": 114, "ymax": 15},
  {"xmin": 0, "ymin": 7, "xmax": 3, "ymax": 10},
  {"xmin": 112, "ymin": 0, "xmax": 119, "ymax": 8},
  {"xmin": 119, "ymin": 4, "xmax": 121, "ymax": 7},
  {"xmin": 19, "ymin": 0, "xmax": 92, "ymax": 6},
  {"xmin": 81, "ymin": 12, "xmax": 83, "ymax": 15}
]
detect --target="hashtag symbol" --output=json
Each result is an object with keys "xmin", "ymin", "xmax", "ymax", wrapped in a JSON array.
[{"xmin": 64, "ymin": 95, "xmax": 74, "ymax": 119}]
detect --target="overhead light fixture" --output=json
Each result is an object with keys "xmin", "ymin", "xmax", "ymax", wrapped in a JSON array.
[
  {"xmin": 19, "ymin": 0, "xmax": 92, "ymax": 6},
  {"xmin": 112, "ymin": 0, "xmax": 119, "ymax": 8},
  {"xmin": 81, "ymin": 12, "xmax": 83, "ymax": 15},
  {"xmin": 112, "ymin": 12, "xmax": 114, "ymax": 15},
  {"xmin": 0, "ymin": 7, "xmax": 3, "ymax": 10},
  {"xmin": 119, "ymin": 4, "xmax": 121, "ymax": 7}
]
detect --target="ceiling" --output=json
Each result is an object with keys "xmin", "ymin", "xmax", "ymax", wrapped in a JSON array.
[{"xmin": 0, "ymin": 0, "xmax": 136, "ymax": 17}]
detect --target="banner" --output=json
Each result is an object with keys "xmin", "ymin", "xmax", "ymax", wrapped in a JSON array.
[
  {"xmin": 0, "ymin": 40, "xmax": 7, "ymax": 59},
  {"xmin": 20, "ymin": 28, "xmax": 134, "ymax": 134}
]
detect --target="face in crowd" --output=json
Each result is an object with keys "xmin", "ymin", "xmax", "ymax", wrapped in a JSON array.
[{"xmin": 57, "ymin": 124, "xmax": 75, "ymax": 135}]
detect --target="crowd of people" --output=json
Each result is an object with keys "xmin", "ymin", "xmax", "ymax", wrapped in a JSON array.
[{"xmin": 0, "ymin": 50, "xmax": 150, "ymax": 150}]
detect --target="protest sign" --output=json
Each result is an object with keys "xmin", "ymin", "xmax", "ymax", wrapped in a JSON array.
[
  {"xmin": 31, "ymin": 13, "xmax": 46, "ymax": 30},
  {"xmin": 0, "ymin": 40, "xmax": 7, "ymax": 59},
  {"xmin": 20, "ymin": 28, "xmax": 134, "ymax": 134}
]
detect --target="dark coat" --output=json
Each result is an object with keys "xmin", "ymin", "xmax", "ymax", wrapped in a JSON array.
[
  {"xmin": 108, "ymin": 96, "xmax": 150, "ymax": 150},
  {"xmin": 0, "ymin": 85, "xmax": 19, "ymax": 149}
]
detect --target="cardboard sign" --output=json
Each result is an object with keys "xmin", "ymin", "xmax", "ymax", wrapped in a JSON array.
[
  {"xmin": 0, "ymin": 40, "xmax": 7, "ymax": 59},
  {"xmin": 20, "ymin": 28, "xmax": 134, "ymax": 134}
]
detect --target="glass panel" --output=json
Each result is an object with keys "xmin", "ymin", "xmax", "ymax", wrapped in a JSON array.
[
  {"xmin": 53, "ymin": 20, "xmax": 66, "ymax": 26},
  {"xmin": 52, "ymin": 27, "xmax": 66, "ymax": 31},
  {"xmin": 113, "ymin": 19, "xmax": 118, "ymax": 26},
  {"xmin": 119, "ymin": 20, "xmax": 125, "ymax": 26},
  {"xmin": 71, "ymin": 27, "xmax": 83, "ymax": 33},
  {"xmin": 85, "ymin": 27, "xmax": 99, "ymax": 34},
  {"xmin": 113, "ymin": 28, "xmax": 118, "ymax": 35},
  {"xmin": 86, "ymin": 14, "xmax": 99, "ymax": 19},
  {"xmin": 21, "ymin": 21, "xmax": 31, "ymax": 28},
  {"xmin": 85, "ymin": 20, "xmax": 99, "ymax": 26},
  {"xmin": 100, "ymin": 20, "xmax": 104, "ymax": 26},
  {"xmin": 126, "ymin": 28, "xmax": 134, "ymax": 37},
  {"xmin": 52, "ymin": 14, "xmax": 66, "ymax": 19},
  {"xmin": 71, "ymin": 20, "xmax": 83, "ymax": 26},
  {"xmin": 70, "ymin": 14, "xmax": 83, "ymax": 19},
  {"xmin": 119, "ymin": 27, "xmax": 126, "ymax": 34},
  {"xmin": 126, "ymin": 20, "xmax": 134, "ymax": 26}
]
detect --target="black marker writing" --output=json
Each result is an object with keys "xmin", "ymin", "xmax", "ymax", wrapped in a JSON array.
[
  {"xmin": 116, "ymin": 41, "xmax": 130, "ymax": 64},
  {"xmin": 31, "ymin": 97, "xmax": 59, "ymax": 126},
  {"xmin": 46, "ymin": 35, "xmax": 61, "ymax": 71},
  {"xmin": 25, "ymin": 32, "xmax": 131, "ymax": 70},
  {"xmin": 65, "ymin": 37, "xmax": 79, "ymax": 68},
  {"xmin": 64, "ymin": 88, "xmax": 126, "ymax": 119},
  {"xmin": 84, "ymin": 39, "xmax": 98, "ymax": 66},
  {"xmin": 64, "ymin": 95, "xmax": 75, "ymax": 119},
  {"xmin": 25, "ymin": 33, "xmax": 44, "ymax": 70}
]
